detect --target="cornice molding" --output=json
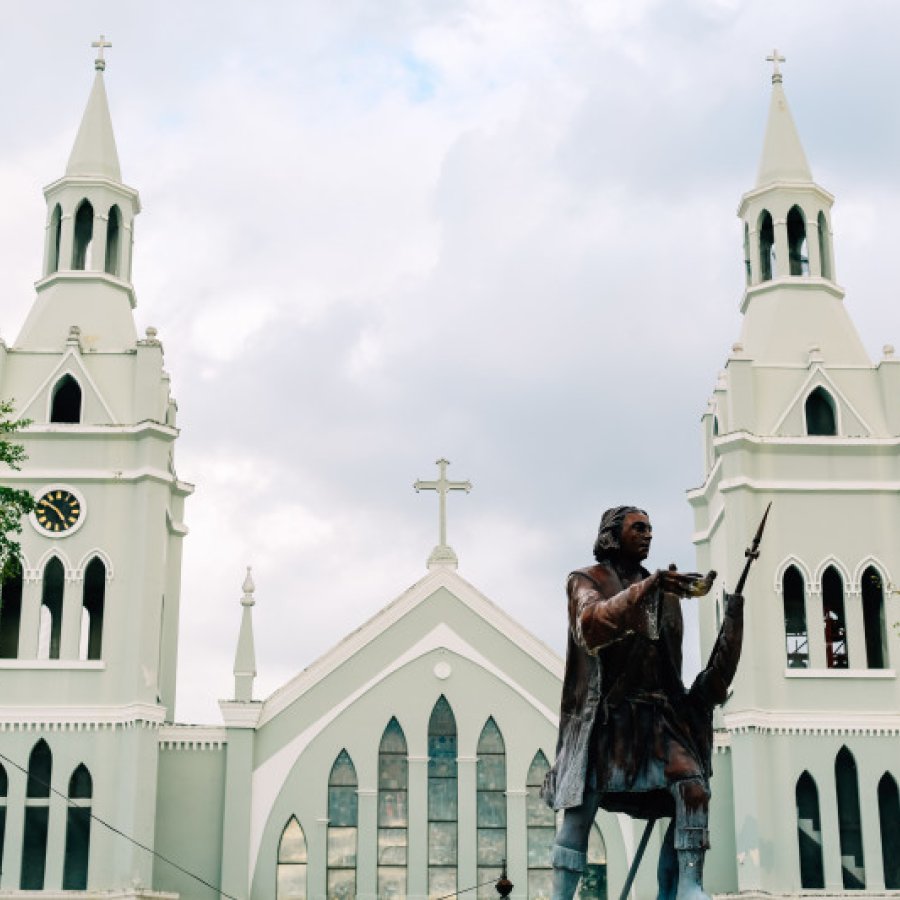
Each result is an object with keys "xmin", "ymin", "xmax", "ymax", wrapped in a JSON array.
[
  {"xmin": 158, "ymin": 724, "xmax": 228, "ymax": 750},
  {"xmin": 723, "ymin": 709, "xmax": 900, "ymax": 736},
  {"xmin": 0, "ymin": 702, "xmax": 167, "ymax": 729}
]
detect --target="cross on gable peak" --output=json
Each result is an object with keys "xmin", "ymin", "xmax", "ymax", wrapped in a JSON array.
[{"xmin": 414, "ymin": 458, "xmax": 472, "ymax": 570}]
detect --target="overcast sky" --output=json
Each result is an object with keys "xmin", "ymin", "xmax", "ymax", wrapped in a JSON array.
[{"xmin": 3, "ymin": 1, "xmax": 900, "ymax": 722}]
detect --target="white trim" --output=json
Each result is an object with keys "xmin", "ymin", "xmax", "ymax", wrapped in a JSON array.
[
  {"xmin": 75, "ymin": 548, "xmax": 115, "ymax": 579},
  {"xmin": 723, "ymin": 708, "xmax": 900, "ymax": 735},
  {"xmin": 812, "ymin": 555, "xmax": 852, "ymax": 592},
  {"xmin": 159, "ymin": 724, "xmax": 228, "ymax": 749},
  {"xmin": 772, "ymin": 555, "xmax": 814, "ymax": 592},
  {"xmin": 33, "ymin": 269, "xmax": 137, "ymax": 309},
  {"xmin": 771, "ymin": 364, "xmax": 872, "ymax": 437},
  {"xmin": 739, "ymin": 274, "xmax": 845, "ymax": 314},
  {"xmin": 5, "ymin": 465, "xmax": 193, "ymax": 493},
  {"xmin": 690, "ymin": 502, "xmax": 724, "ymax": 545},
  {"xmin": 719, "ymin": 475, "xmax": 900, "ymax": 493},
  {"xmin": 32, "ymin": 546, "xmax": 73, "ymax": 577},
  {"xmin": 0, "ymin": 701, "xmax": 166, "ymax": 726},
  {"xmin": 0, "ymin": 660, "xmax": 104, "ymax": 671},
  {"xmin": 20, "ymin": 348, "xmax": 116, "ymax": 424},
  {"xmin": 852, "ymin": 555, "xmax": 892, "ymax": 592},
  {"xmin": 784, "ymin": 668, "xmax": 895, "ymax": 679},
  {"xmin": 21, "ymin": 421, "xmax": 179, "ymax": 439},
  {"xmin": 219, "ymin": 701, "xmax": 263, "ymax": 728}
]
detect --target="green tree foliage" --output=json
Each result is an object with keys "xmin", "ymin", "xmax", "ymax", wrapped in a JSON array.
[{"xmin": 0, "ymin": 399, "xmax": 35, "ymax": 579}]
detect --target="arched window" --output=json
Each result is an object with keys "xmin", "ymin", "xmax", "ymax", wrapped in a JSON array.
[
  {"xmin": 782, "ymin": 566, "xmax": 809, "ymax": 668},
  {"xmin": 878, "ymin": 773, "xmax": 900, "ymax": 889},
  {"xmin": 787, "ymin": 206, "xmax": 809, "ymax": 276},
  {"xmin": 378, "ymin": 718, "xmax": 408, "ymax": 900},
  {"xmin": 327, "ymin": 750, "xmax": 357, "ymax": 900},
  {"xmin": 48, "ymin": 204, "xmax": 62, "ymax": 274},
  {"xmin": 743, "ymin": 223, "xmax": 751, "ymax": 284},
  {"xmin": 476, "ymin": 718, "xmax": 506, "ymax": 899},
  {"xmin": 80, "ymin": 558, "xmax": 106, "ymax": 661},
  {"xmin": 0, "ymin": 563, "xmax": 23, "ymax": 659},
  {"xmin": 38, "ymin": 557, "xmax": 64, "ymax": 660},
  {"xmin": 835, "ymin": 747, "xmax": 865, "ymax": 889},
  {"xmin": 51, "ymin": 374, "xmax": 82, "ymax": 424},
  {"xmin": 105, "ymin": 205, "xmax": 121, "ymax": 275},
  {"xmin": 805, "ymin": 387, "xmax": 837, "ymax": 436},
  {"xmin": 861, "ymin": 567, "xmax": 887, "ymax": 669},
  {"xmin": 0, "ymin": 762, "xmax": 7, "ymax": 872},
  {"xmin": 795, "ymin": 771, "xmax": 824, "ymax": 888},
  {"xmin": 822, "ymin": 567, "xmax": 848, "ymax": 669},
  {"xmin": 72, "ymin": 200, "xmax": 94, "ymax": 270},
  {"xmin": 428, "ymin": 696, "xmax": 457, "ymax": 900},
  {"xmin": 526, "ymin": 751, "xmax": 554, "ymax": 899},
  {"xmin": 21, "ymin": 739, "xmax": 52, "ymax": 889},
  {"xmin": 277, "ymin": 816, "xmax": 308, "ymax": 900},
  {"xmin": 582, "ymin": 825, "xmax": 607, "ymax": 900},
  {"xmin": 759, "ymin": 211, "xmax": 775, "ymax": 281},
  {"xmin": 63, "ymin": 763, "xmax": 92, "ymax": 889},
  {"xmin": 818, "ymin": 212, "xmax": 831, "ymax": 279}
]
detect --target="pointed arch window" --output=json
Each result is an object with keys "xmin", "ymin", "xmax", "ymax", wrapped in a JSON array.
[
  {"xmin": 782, "ymin": 566, "xmax": 809, "ymax": 668},
  {"xmin": 51, "ymin": 374, "xmax": 82, "ymax": 424},
  {"xmin": 743, "ymin": 223, "xmax": 751, "ymax": 284},
  {"xmin": 48, "ymin": 204, "xmax": 62, "ymax": 275},
  {"xmin": 277, "ymin": 816, "xmax": 308, "ymax": 900},
  {"xmin": 0, "ymin": 762, "xmax": 7, "ymax": 873},
  {"xmin": 80, "ymin": 557, "xmax": 106, "ymax": 661},
  {"xmin": 38, "ymin": 557, "xmax": 64, "ymax": 660},
  {"xmin": 526, "ymin": 751, "xmax": 554, "ymax": 899},
  {"xmin": 759, "ymin": 210, "xmax": 775, "ymax": 281},
  {"xmin": 105, "ymin": 205, "xmax": 121, "ymax": 275},
  {"xmin": 63, "ymin": 763, "xmax": 92, "ymax": 889},
  {"xmin": 878, "ymin": 773, "xmax": 900, "ymax": 889},
  {"xmin": 818, "ymin": 212, "xmax": 831, "ymax": 279},
  {"xmin": 795, "ymin": 771, "xmax": 824, "ymax": 888},
  {"xmin": 860, "ymin": 567, "xmax": 887, "ymax": 669},
  {"xmin": 327, "ymin": 750, "xmax": 357, "ymax": 900},
  {"xmin": 805, "ymin": 387, "xmax": 836, "ymax": 436},
  {"xmin": 378, "ymin": 718, "xmax": 408, "ymax": 900},
  {"xmin": 21, "ymin": 739, "xmax": 52, "ymax": 889},
  {"xmin": 0, "ymin": 563, "xmax": 23, "ymax": 659},
  {"xmin": 72, "ymin": 200, "xmax": 94, "ymax": 270},
  {"xmin": 428, "ymin": 696, "xmax": 457, "ymax": 900},
  {"xmin": 836, "ymin": 747, "xmax": 865, "ymax": 888},
  {"xmin": 822, "ymin": 567, "xmax": 848, "ymax": 669},
  {"xmin": 476, "ymin": 718, "xmax": 507, "ymax": 898},
  {"xmin": 582, "ymin": 825, "xmax": 607, "ymax": 900},
  {"xmin": 787, "ymin": 206, "xmax": 809, "ymax": 276}
]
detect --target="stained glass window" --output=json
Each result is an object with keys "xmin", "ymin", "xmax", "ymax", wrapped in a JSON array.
[
  {"xmin": 526, "ymin": 751, "xmax": 554, "ymax": 899},
  {"xmin": 580, "ymin": 825, "xmax": 607, "ymax": 899},
  {"xmin": 428, "ymin": 697, "xmax": 457, "ymax": 899},
  {"xmin": 379, "ymin": 718, "xmax": 408, "ymax": 899},
  {"xmin": 327, "ymin": 750, "xmax": 357, "ymax": 899},
  {"xmin": 62, "ymin": 764, "xmax": 92, "ymax": 889},
  {"xmin": 477, "ymin": 718, "xmax": 506, "ymax": 899},
  {"xmin": 277, "ymin": 817, "xmax": 308, "ymax": 900}
]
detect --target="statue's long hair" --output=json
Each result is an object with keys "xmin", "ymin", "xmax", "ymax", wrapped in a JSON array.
[{"xmin": 593, "ymin": 505, "xmax": 648, "ymax": 563}]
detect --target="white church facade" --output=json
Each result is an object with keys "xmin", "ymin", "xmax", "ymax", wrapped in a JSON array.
[{"xmin": 0, "ymin": 46, "xmax": 897, "ymax": 900}]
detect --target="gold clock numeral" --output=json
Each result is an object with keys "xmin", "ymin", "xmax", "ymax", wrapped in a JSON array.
[{"xmin": 56, "ymin": 491, "xmax": 62, "ymax": 499}]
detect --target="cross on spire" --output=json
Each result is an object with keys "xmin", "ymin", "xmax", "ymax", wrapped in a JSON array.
[
  {"xmin": 92, "ymin": 34, "xmax": 112, "ymax": 72},
  {"xmin": 766, "ymin": 48, "xmax": 785, "ymax": 84},
  {"xmin": 414, "ymin": 458, "xmax": 472, "ymax": 570}
]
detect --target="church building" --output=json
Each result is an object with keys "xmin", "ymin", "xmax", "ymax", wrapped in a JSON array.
[{"xmin": 0, "ymin": 44, "xmax": 897, "ymax": 900}]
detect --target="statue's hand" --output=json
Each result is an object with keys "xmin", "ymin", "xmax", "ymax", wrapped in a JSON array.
[{"xmin": 656, "ymin": 568, "xmax": 717, "ymax": 597}]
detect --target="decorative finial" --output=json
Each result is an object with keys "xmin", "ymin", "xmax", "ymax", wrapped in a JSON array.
[
  {"xmin": 414, "ymin": 458, "xmax": 472, "ymax": 570},
  {"xmin": 242, "ymin": 566, "xmax": 255, "ymax": 606},
  {"xmin": 92, "ymin": 34, "xmax": 112, "ymax": 72},
  {"xmin": 766, "ymin": 48, "xmax": 785, "ymax": 84}
]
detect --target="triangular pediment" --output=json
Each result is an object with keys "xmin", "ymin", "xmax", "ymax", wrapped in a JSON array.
[
  {"xmin": 771, "ymin": 365, "xmax": 872, "ymax": 437},
  {"xmin": 20, "ymin": 349, "xmax": 116, "ymax": 425}
]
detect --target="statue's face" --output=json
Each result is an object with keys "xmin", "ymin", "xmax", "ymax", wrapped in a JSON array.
[{"xmin": 619, "ymin": 512, "xmax": 652, "ymax": 562}]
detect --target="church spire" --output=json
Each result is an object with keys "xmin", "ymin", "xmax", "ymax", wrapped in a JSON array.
[
  {"xmin": 756, "ymin": 50, "xmax": 812, "ymax": 187},
  {"xmin": 233, "ymin": 568, "xmax": 258, "ymax": 702}
]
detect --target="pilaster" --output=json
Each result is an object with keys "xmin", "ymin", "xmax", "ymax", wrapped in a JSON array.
[
  {"xmin": 1, "ymin": 767, "xmax": 25, "ymax": 888},
  {"xmin": 18, "ymin": 575, "xmax": 42, "ymax": 660},
  {"xmin": 406, "ymin": 756, "xmax": 428, "ymax": 900},
  {"xmin": 60, "ymin": 570, "xmax": 82, "ymax": 660},
  {"xmin": 356, "ymin": 788, "xmax": 377, "ymax": 900},
  {"xmin": 457, "ymin": 756, "xmax": 478, "ymax": 899},
  {"xmin": 505, "ymin": 789, "xmax": 527, "ymax": 897},
  {"xmin": 773, "ymin": 218, "xmax": 790, "ymax": 278}
]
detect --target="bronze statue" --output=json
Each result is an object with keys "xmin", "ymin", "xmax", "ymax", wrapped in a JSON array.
[{"xmin": 542, "ymin": 506, "xmax": 748, "ymax": 900}]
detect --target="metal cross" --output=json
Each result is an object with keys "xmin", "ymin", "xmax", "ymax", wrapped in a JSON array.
[
  {"xmin": 766, "ymin": 48, "xmax": 785, "ymax": 80},
  {"xmin": 92, "ymin": 34, "xmax": 112, "ymax": 71},
  {"xmin": 414, "ymin": 458, "xmax": 472, "ymax": 567}
]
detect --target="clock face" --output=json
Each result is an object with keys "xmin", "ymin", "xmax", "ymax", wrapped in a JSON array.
[{"xmin": 34, "ymin": 488, "xmax": 82, "ymax": 535}]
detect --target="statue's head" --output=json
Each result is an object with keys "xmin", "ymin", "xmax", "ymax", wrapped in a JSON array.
[{"xmin": 593, "ymin": 505, "xmax": 649, "ymax": 562}]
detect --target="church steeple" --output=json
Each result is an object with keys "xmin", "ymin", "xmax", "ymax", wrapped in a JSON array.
[
  {"xmin": 233, "ymin": 568, "xmax": 258, "ymax": 702},
  {"xmin": 16, "ymin": 36, "xmax": 141, "ymax": 352}
]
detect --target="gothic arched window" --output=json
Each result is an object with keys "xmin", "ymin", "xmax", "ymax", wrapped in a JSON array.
[
  {"xmin": 476, "ymin": 718, "xmax": 507, "ymax": 899},
  {"xmin": 822, "ymin": 567, "xmax": 848, "ymax": 669},
  {"xmin": 105, "ymin": 205, "xmax": 121, "ymax": 275},
  {"xmin": 0, "ymin": 563, "xmax": 23, "ymax": 659},
  {"xmin": 378, "ymin": 718, "xmax": 408, "ymax": 900},
  {"xmin": 48, "ymin": 204, "xmax": 62, "ymax": 274},
  {"xmin": 62, "ymin": 763, "xmax": 92, "ymax": 889},
  {"xmin": 805, "ymin": 387, "xmax": 836, "ymax": 436},
  {"xmin": 51, "ymin": 374, "xmax": 82, "ymax": 424},
  {"xmin": 428, "ymin": 696, "xmax": 457, "ymax": 900},
  {"xmin": 327, "ymin": 750, "xmax": 357, "ymax": 900},
  {"xmin": 759, "ymin": 210, "xmax": 775, "ymax": 281},
  {"xmin": 861, "ymin": 567, "xmax": 887, "ymax": 669},
  {"xmin": 782, "ymin": 565, "xmax": 809, "ymax": 668},
  {"xmin": 38, "ymin": 557, "xmax": 64, "ymax": 660},
  {"xmin": 277, "ymin": 816, "xmax": 308, "ymax": 900},
  {"xmin": 878, "ymin": 773, "xmax": 900, "ymax": 889},
  {"xmin": 21, "ymin": 739, "xmax": 52, "ymax": 889},
  {"xmin": 526, "ymin": 751, "xmax": 554, "ymax": 899},
  {"xmin": 787, "ymin": 205, "xmax": 809, "ymax": 276},
  {"xmin": 795, "ymin": 771, "xmax": 824, "ymax": 888},
  {"xmin": 72, "ymin": 200, "xmax": 94, "ymax": 270},
  {"xmin": 818, "ymin": 211, "xmax": 831, "ymax": 279},
  {"xmin": 835, "ymin": 747, "xmax": 865, "ymax": 889},
  {"xmin": 582, "ymin": 825, "xmax": 608, "ymax": 900},
  {"xmin": 80, "ymin": 557, "xmax": 106, "ymax": 661}
]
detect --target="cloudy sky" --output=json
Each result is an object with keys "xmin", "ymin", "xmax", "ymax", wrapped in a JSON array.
[{"xmin": 3, "ymin": 1, "xmax": 900, "ymax": 722}]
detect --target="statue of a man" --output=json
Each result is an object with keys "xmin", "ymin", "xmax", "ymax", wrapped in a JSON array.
[{"xmin": 542, "ymin": 506, "xmax": 744, "ymax": 900}]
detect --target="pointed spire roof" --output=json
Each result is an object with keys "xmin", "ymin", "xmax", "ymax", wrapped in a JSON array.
[
  {"xmin": 66, "ymin": 49, "xmax": 122, "ymax": 182},
  {"xmin": 233, "ymin": 568, "xmax": 258, "ymax": 701},
  {"xmin": 756, "ymin": 55, "xmax": 812, "ymax": 187}
]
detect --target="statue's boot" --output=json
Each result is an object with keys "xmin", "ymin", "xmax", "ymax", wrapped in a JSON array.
[
  {"xmin": 674, "ymin": 850, "xmax": 710, "ymax": 900},
  {"xmin": 550, "ymin": 846, "xmax": 585, "ymax": 900}
]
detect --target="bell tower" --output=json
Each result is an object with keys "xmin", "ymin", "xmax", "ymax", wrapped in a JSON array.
[{"xmin": 689, "ymin": 54, "xmax": 900, "ymax": 895}]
